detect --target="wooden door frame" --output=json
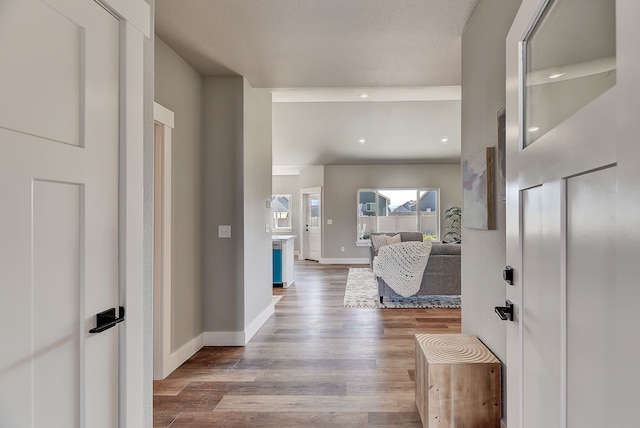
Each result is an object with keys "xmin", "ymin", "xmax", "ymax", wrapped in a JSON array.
[
  {"xmin": 153, "ymin": 103, "xmax": 174, "ymax": 380},
  {"xmin": 299, "ymin": 187, "xmax": 322, "ymax": 261}
]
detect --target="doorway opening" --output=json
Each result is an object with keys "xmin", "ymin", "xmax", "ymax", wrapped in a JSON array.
[
  {"xmin": 153, "ymin": 102, "xmax": 174, "ymax": 380},
  {"xmin": 300, "ymin": 187, "xmax": 322, "ymax": 262}
]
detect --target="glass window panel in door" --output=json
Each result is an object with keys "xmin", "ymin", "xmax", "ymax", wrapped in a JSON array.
[{"xmin": 524, "ymin": 0, "xmax": 616, "ymax": 147}]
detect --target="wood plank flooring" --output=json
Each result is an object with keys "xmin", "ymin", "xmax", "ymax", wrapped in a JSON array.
[{"xmin": 153, "ymin": 261, "xmax": 461, "ymax": 427}]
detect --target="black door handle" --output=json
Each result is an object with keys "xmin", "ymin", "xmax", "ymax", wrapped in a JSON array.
[
  {"xmin": 89, "ymin": 306, "xmax": 125, "ymax": 333},
  {"xmin": 495, "ymin": 300, "xmax": 514, "ymax": 321}
]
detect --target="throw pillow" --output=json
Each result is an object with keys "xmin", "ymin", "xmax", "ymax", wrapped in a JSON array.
[
  {"xmin": 370, "ymin": 234, "xmax": 388, "ymax": 255},
  {"xmin": 387, "ymin": 233, "xmax": 402, "ymax": 245}
]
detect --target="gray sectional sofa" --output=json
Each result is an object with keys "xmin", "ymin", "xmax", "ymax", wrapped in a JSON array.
[{"xmin": 369, "ymin": 232, "xmax": 461, "ymax": 303}]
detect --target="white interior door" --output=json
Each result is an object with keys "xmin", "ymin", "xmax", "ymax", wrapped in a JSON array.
[
  {"xmin": 0, "ymin": 0, "xmax": 121, "ymax": 426},
  {"xmin": 506, "ymin": 1, "xmax": 619, "ymax": 427},
  {"xmin": 303, "ymin": 192, "xmax": 321, "ymax": 261}
]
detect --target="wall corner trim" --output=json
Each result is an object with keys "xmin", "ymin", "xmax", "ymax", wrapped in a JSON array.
[
  {"xmin": 203, "ymin": 301, "xmax": 275, "ymax": 346},
  {"xmin": 162, "ymin": 333, "xmax": 204, "ymax": 379},
  {"xmin": 244, "ymin": 301, "xmax": 275, "ymax": 343}
]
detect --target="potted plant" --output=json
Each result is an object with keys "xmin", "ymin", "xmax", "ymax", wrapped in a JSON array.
[{"xmin": 443, "ymin": 205, "xmax": 462, "ymax": 244}]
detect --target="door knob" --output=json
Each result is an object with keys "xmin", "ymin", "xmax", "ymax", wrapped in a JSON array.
[{"xmin": 495, "ymin": 300, "xmax": 514, "ymax": 321}]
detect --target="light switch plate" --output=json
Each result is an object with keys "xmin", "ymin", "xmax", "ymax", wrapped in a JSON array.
[
  {"xmin": 218, "ymin": 225, "xmax": 231, "ymax": 238},
  {"xmin": 327, "ymin": 219, "xmax": 333, "ymax": 224}
]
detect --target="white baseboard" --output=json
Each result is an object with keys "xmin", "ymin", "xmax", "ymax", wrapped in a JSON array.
[
  {"xmin": 244, "ymin": 300, "xmax": 275, "ymax": 343},
  {"xmin": 320, "ymin": 257, "xmax": 369, "ymax": 265},
  {"xmin": 164, "ymin": 333, "xmax": 204, "ymax": 378},
  {"xmin": 203, "ymin": 300, "xmax": 275, "ymax": 346}
]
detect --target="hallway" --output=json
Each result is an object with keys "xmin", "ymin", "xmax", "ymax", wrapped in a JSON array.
[{"xmin": 153, "ymin": 262, "xmax": 461, "ymax": 427}]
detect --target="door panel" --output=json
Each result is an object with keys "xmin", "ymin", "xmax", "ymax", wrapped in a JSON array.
[
  {"xmin": 522, "ymin": 185, "xmax": 561, "ymax": 427},
  {"xmin": 32, "ymin": 181, "xmax": 82, "ymax": 427},
  {"xmin": 304, "ymin": 193, "xmax": 321, "ymax": 261},
  {"xmin": 0, "ymin": 0, "xmax": 82, "ymax": 146},
  {"xmin": 566, "ymin": 167, "xmax": 616, "ymax": 428},
  {"xmin": 0, "ymin": 0, "xmax": 120, "ymax": 426}
]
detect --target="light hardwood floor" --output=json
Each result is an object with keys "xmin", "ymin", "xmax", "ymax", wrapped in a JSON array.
[{"xmin": 153, "ymin": 261, "xmax": 461, "ymax": 427}]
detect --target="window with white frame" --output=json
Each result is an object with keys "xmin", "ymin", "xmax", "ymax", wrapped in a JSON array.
[
  {"xmin": 357, "ymin": 188, "xmax": 440, "ymax": 242},
  {"xmin": 272, "ymin": 194, "xmax": 292, "ymax": 231}
]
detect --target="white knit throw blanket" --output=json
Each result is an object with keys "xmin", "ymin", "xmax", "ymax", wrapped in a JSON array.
[{"xmin": 373, "ymin": 241, "xmax": 432, "ymax": 297}]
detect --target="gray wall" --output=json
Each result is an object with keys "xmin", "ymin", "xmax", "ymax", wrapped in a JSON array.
[
  {"xmin": 202, "ymin": 77, "xmax": 245, "ymax": 332},
  {"xmin": 242, "ymin": 80, "xmax": 273, "ymax": 325},
  {"xmin": 202, "ymin": 77, "xmax": 272, "ymax": 333},
  {"xmin": 154, "ymin": 37, "xmax": 204, "ymax": 351},
  {"xmin": 323, "ymin": 164, "xmax": 461, "ymax": 259},
  {"xmin": 272, "ymin": 175, "xmax": 301, "ymax": 253},
  {"xmin": 299, "ymin": 165, "xmax": 324, "ymax": 189},
  {"xmin": 460, "ymin": 0, "xmax": 522, "ymax": 391}
]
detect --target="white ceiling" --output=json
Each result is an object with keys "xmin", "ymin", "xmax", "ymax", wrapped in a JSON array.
[
  {"xmin": 155, "ymin": 0, "xmax": 480, "ymax": 172},
  {"xmin": 272, "ymin": 97, "xmax": 461, "ymax": 175}
]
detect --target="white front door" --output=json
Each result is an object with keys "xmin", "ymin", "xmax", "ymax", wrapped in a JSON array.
[
  {"xmin": 0, "ymin": 0, "xmax": 121, "ymax": 426},
  {"xmin": 505, "ymin": 1, "xmax": 623, "ymax": 427},
  {"xmin": 303, "ymin": 192, "xmax": 321, "ymax": 261}
]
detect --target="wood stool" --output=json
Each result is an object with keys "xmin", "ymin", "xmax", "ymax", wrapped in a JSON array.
[{"xmin": 415, "ymin": 334, "xmax": 501, "ymax": 427}]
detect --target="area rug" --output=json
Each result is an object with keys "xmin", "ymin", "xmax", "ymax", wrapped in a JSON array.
[{"xmin": 343, "ymin": 267, "xmax": 461, "ymax": 309}]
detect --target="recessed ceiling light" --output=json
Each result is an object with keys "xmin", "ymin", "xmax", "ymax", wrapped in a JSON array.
[
  {"xmin": 549, "ymin": 73, "xmax": 564, "ymax": 79},
  {"xmin": 358, "ymin": 138, "xmax": 366, "ymax": 144},
  {"xmin": 360, "ymin": 93, "xmax": 369, "ymax": 98},
  {"xmin": 440, "ymin": 137, "xmax": 449, "ymax": 143},
  {"xmin": 527, "ymin": 126, "xmax": 540, "ymax": 132}
]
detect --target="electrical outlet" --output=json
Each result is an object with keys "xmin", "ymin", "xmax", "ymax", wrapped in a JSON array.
[
  {"xmin": 265, "ymin": 223, "xmax": 270, "ymax": 234},
  {"xmin": 340, "ymin": 246, "xmax": 345, "ymax": 252}
]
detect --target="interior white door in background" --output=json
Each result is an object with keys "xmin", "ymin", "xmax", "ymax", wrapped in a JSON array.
[
  {"xmin": 0, "ymin": 0, "xmax": 121, "ymax": 426},
  {"xmin": 506, "ymin": 0, "xmax": 619, "ymax": 427},
  {"xmin": 303, "ymin": 192, "xmax": 322, "ymax": 261}
]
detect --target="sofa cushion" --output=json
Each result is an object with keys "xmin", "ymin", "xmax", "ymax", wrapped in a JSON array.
[
  {"xmin": 429, "ymin": 243, "xmax": 461, "ymax": 256},
  {"xmin": 387, "ymin": 233, "xmax": 402, "ymax": 245},
  {"xmin": 371, "ymin": 232, "xmax": 423, "ymax": 242},
  {"xmin": 397, "ymin": 232, "xmax": 423, "ymax": 242},
  {"xmin": 370, "ymin": 234, "xmax": 390, "ymax": 254},
  {"xmin": 371, "ymin": 233, "xmax": 402, "ymax": 255}
]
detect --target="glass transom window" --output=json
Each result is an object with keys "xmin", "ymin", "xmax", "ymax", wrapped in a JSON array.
[{"xmin": 523, "ymin": 0, "xmax": 616, "ymax": 147}]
